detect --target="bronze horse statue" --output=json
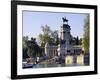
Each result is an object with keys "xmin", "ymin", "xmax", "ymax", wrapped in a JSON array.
[{"xmin": 62, "ymin": 17, "xmax": 68, "ymax": 22}]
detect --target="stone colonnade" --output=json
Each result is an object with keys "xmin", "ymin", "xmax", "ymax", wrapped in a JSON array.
[{"xmin": 45, "ymin": 43, "xmax": 58, "ymax": 58}]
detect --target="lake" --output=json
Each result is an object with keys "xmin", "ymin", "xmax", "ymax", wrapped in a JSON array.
[{"xmin": 31, "ymin": 63, "xmax": 84, "ymax": 68}]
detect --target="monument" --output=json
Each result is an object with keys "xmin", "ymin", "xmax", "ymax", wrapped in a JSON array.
[{"xmin": 45, "ymin": 17, "xmax": 82, "ymax": 58}]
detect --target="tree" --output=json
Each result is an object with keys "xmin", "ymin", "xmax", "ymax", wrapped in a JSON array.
[
  {"xmin": 27, "ymin": 38, "xmax": 43, "ymax": 57},
  {"xmin": 38, "ymin": 25, "xmax": 58, "ymax": 47},
  {"xmin": 51, "ymin": 30, "xmax": 59, "ymax": 43},
  {"xmin": 79, "ymin": 38, "xmax": 82, "ymax": 45},
  {"xmin": 27, "ymin": 38, "xmax": 35, "ymax": 58},
  {"xmin": 41, "ymin": 25, "xmax": 51, "ymax": 35},
  {"xmin": 51, "ymin": 30, "xmax": 58, "ymax": 39},
  {"xmin": 38, "ymin": 25, "xmax": 51, "ymax": 47},
  {"xmin": 23, "ymin": 36, "xmax": 28, "ymax": 48},
  {"xmin": 38, "ymin": 33, "xmax": 50, "ymax": 47},
  {"xmin": 23, "ymin": 36, "xmax": 29, "ymax": 59},
  {"xmin": 82, "ymin": 15, "xmax": 90, "ymax": 53},
  {"xmin": 76, "ymin": 36, "xmax": 79, "ymax": 45},
  {"xmin": 23, "ymin": 36, "xmax": 43, "ymax": 59}
]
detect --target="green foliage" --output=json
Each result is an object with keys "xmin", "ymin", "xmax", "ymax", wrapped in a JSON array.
[
  {"xmin": 41, "ymin": 25, "xmax": 51, "ymax": 35},
  {"xmin": 23, "ymin": 37, "xmax": 43, "ymax": 58},
  {"xmin": 23, "ymin": 25, "xmax": 59, "ymax": 58},
  {"xmin": 82, "ymin": 15, "xmax": 90, "ymax": 53},
  {"xmin": 38, "ymin": 25, "xmax": 58, "ymax": 47},
  {"xmin": 23, "ymin": 36, "xmax": 28, "ymax": 48},
  {"xmin": 39, "ymin": 33, "xmax": 50, "ymax": 46},
  {"xmin": 27, "ymin": 40, "xmax": 35, "ymax": 58},
  {"xmin": 79, "ymin": 38, "xmax": 82, "ymax": 45},
  {"xmin": 76, "ymin": 36, "xmax": 79, "ymax": 45},
  {"xmin": 23, "ymin": 36, "xmax": 29, "ymax": 59}
]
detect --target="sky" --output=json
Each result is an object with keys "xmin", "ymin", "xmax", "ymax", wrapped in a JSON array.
[{"xmin": 23, "ymin": 11, "xmax": 88, "ymax": 40}]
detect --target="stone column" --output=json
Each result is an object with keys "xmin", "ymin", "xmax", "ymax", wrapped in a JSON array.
[
  {"xmin": 65, "ymin": 55, "xmax": 73, "ymax": 65},
  {"xmin": 77, "ymin": 54, "xmax": 84, "ymax": 65},
  {"xmin": 45, "ymin": 42, "xmax": 49, "ymax": 56},
  {"xmin": 57, "ymin": 44, "xmax": 61, "ymax": 56}
]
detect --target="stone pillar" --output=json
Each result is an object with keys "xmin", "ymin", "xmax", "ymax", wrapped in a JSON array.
[
  {"xmin": 77, "ymin": 54, "xmax": 84, "ymax": 65},
  {"xmin": 45, "ymin": 47, "xmax": 47, "ymax": 55},
  {"xmin": 45, "ymin": 42, "xmax": 49, "ymax": 56},
  {"xmin": 65, "ymin": 55, "xmax": 73, "ymax": 65},
  {"xmin": 57, "ymin": 44, "xmax": 61, "ymax": 56}
]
